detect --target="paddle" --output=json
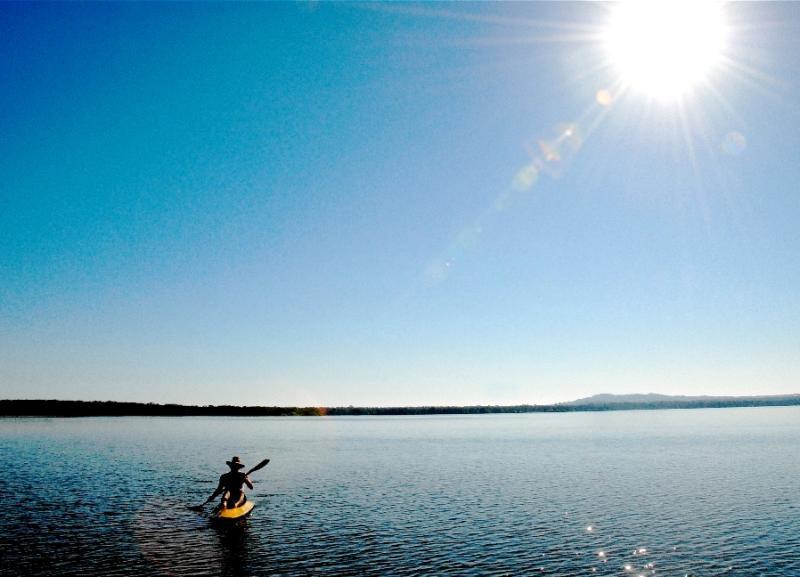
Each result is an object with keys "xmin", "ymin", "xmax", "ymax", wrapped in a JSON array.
[
  {"xmin": 189, "ymin": 458, "xmax": 270, "ymax": 511},
  {"xmin": 246, "ymin": 458, "xmax": 270, "ymax": 476}
]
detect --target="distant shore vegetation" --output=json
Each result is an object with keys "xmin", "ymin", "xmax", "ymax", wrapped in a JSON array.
[{"xmin": 2, "ymin": 395, "xmax": 800, "ymax": 418}]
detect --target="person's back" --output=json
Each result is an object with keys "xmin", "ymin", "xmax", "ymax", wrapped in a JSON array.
[
  {"xmin": 220, "ymin": 470, "xmax": 250, "ymax": 507},
  {"xmin": 203, "ymin": 456, "xmax": 254, "ymax": 509}
]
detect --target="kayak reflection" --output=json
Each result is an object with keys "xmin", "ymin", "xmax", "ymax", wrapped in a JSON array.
[{"xmin": 214, "ymin": 521, "xmax": 253, "ymax": 577}]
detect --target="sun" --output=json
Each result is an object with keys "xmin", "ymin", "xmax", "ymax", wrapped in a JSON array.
[{"xmin": 603, "ymin": 1, "xmax": 729, "ymax": 102}]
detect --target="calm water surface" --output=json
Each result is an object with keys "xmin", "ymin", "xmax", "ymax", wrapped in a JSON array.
[{"xmin": 1, "ymin": 407, "xmax": 799, "ymax": 576}]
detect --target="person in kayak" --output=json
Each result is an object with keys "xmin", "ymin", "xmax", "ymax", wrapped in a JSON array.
[{"xmin": 202, "ymin": 456, "xmax": 254, "ymax": 509}]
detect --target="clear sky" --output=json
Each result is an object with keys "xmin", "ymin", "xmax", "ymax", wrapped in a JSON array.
[{"xmin": 1, "ymin": 2, "xmax": 799, "ymax": 406}]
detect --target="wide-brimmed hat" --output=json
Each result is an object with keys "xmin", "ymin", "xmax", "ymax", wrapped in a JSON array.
[{"xmin": 226, "ymin": 456, "xmax": 245, "ymax": 469}]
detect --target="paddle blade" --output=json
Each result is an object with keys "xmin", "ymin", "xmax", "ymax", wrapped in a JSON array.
[
  {"xmin": 246, "ymin": 458, "xmax": 270, "ymax": 475},
  {"xmin": 188, "ymin": 504, "xmax": 205, "ymax": 511}
]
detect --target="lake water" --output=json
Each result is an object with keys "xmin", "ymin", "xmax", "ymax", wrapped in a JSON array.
[{"xmin": 1, "ymin": 407, "xmax": 799, "ymax": 576}]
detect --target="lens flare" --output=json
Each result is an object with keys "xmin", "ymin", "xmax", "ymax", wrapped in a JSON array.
[
  {"xmin": 722, "ymin": 131, "xmax": 746, "ymax": 156},
  {"xmin": 595, "ymin": 89, "xmax": 614, "ymax": 107}
]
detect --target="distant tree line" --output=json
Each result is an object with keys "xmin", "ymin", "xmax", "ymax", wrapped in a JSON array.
[
  {"xmin": 2, "ymin": 396, "xmax": 799, "ymax": 418},
  {"xmin": 321, "ymin": 405, "xmax": 567, "ymax": 416},
  {"xmin": 0, "ymin": 400, "xmax": 323, "ymax": 417}
]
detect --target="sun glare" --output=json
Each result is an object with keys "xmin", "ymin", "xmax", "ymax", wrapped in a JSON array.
[{"xmin": 603, "ymin": 1, "xmax": 728, "ymax": 102}]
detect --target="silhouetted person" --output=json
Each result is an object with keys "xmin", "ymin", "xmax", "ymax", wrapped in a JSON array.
[{"xmin": 203, "ymin": 456, "xmax": 254, "ymax": 509}]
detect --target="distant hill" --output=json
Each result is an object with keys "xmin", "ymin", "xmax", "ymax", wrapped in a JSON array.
[{"xmin": 563, "ymin": 393, "xmax": 800, "ymax": 408}]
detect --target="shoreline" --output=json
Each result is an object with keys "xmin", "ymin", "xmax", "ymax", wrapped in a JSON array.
[{"xmin": 2, "ymin": 396, "xmax": 800, "ymax": 418}]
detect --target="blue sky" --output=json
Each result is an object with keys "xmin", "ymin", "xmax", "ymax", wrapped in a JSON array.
[{"xmin": 1, "ymin": 2, "xmax": 799, "ymax": 406}]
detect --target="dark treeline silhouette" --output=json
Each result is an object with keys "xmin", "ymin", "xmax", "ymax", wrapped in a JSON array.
[
  {"xmin": 2, "ymin": 396, "xmax": 800, "ymax": 417},
  {"xmin": 0, "ymin": 400, "xmax": 322, "ymax": 417},
  {"xmin": 322, "ymin": 404, "xmax": 565, "ymax": 416}
]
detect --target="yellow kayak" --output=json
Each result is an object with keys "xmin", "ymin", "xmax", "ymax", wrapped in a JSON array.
[{"xmin": 212, "ymin": 500, "xmax": 255, "ymax": 521}]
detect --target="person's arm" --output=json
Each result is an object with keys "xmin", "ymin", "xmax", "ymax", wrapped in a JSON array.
[
  {"xmin": 204, "ymin": 475, "xmax": 226, "ymax": 504},
  {"xmin": 244, "ymin": 474, "xmax": 254, "ymax": 490}
]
